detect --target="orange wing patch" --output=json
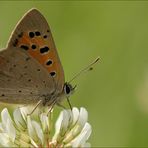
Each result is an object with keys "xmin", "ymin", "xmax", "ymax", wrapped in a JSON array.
[{"xmin": 14, "ymin": 30, "xmax": 61, "ymax": 81}]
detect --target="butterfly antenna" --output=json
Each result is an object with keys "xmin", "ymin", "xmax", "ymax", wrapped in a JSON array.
[{"xmin": 68, "ymin": 57, "xmax": 100, "ymax": 83}]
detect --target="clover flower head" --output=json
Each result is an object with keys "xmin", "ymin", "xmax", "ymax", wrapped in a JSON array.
[{"xmin": 0, "ymin": 107, "xmax": 92, "ymax": 147}]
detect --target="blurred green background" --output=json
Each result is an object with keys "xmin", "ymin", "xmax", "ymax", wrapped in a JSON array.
[{"xmin": 0, "ymin": 1, "xmax": 148, "ymax": 147}]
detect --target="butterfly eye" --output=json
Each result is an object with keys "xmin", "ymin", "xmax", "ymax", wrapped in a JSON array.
[
  {"xmin": 66, "ymin": 85, "xmax": 70, "ymax": 94},
  {"xmin": 64, "ymin": 83, "xmax": 73, "ymax": 95}
]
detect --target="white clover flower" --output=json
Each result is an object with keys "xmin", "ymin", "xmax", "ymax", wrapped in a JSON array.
[{"xmin": 0, "ymin": 107, "xmax": 92, "ymax": 147}]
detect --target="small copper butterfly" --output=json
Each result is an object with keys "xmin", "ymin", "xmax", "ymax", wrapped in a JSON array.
[{"xmin": 0, "ymin": 8, "xmax": 99, "ymax": 114}]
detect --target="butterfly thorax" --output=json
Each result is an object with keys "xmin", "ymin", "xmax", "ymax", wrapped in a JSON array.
[{"xmin": 43, "ymin": 82, "xmax": 74, "ymax": 107}]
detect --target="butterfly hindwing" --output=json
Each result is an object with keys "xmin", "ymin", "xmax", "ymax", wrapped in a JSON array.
[{"xmin": 0, "ymin": 48, "xmax": 55, "ymax": 104}]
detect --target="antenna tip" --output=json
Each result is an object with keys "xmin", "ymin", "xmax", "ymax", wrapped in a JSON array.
[{"xmin": 94, "ymin": 57, "xmax": 100, "ymax": 63}]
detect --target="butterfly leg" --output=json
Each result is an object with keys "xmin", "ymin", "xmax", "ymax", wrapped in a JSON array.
[
  {"xmin": 47, "ymin": 100, "xmax": 57, "ymax": 116},
  {"xmin": 27, "ymin": 100, "xmax": 42, "ymax": 116},
  {"xmin": 57, "ymin": 103, "xmax": 66, "ymax": 109},
  {"xmin": 66, "ymin": 97, "xmax": 72, "ymax": 110}
]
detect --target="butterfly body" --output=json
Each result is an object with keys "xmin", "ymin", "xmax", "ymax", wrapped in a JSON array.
[{"xmin": 0, "ymin": 9, "xmax": 74, "ymax": 108}]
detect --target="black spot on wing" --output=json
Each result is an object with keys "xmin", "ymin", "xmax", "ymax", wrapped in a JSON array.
[
  {"xmin": 35, "ymin": 31, "xmax": 41, "ymax": 36},
  {"xmin": 13, "ymin": 39, "xmax": 18, "ymax": 47},
  {"xmin": 20, "ymin": 45, "xmax": 29, "ymax": 50},
  {"xmin": 40, "ymin": 46, "xmax": 50, "ymax": 54},
  {"xmin": 24, "ymin": 66, "xmax": 28, "ymax": 69},
  {"xmin": 31, "ymin": 44, "xmax": 37, "ymax": 49},
  {"xmin": 18, "ymin": 32, "xmax": 23, "ymax": 38},
  {"xmin": 29, "ymin": 32, "xmax": 35, "ymax": 38},
  {"xmin": 50, "ymin": 72, "xmax": 56, "ymax": 77},
  {"xmin": 43, "ymin": 35, "xmax": 47, "ymax": 39},
  {"xmin": 46, "ymin": 60, "xmax": 52, "ymax": 66},
  {"xmin": 13, "ymin": 64, "xmax": 16, "ymax": 67},
  {"xmin": 28, "ymin": 79, "xmax": 31, "ymax": 82},
  {"xmin": 26, "ymin": 57, "xmax": 31, "ymax": 61}
]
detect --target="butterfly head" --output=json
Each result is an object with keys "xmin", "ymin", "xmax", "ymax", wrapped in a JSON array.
[{"xmin": 63, "ymin": 82, "xmax": 76, "ymax": 97}]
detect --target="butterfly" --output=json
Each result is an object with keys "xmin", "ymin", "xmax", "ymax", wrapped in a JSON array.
[{"xmin": 0, "ymin": 8, "xmax": 99, "ymax": 114}]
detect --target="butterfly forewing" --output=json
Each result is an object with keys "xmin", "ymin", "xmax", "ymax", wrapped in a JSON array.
[{"xmin": 7, "ymin": 9, "xmax": 65, "ymax": 93}]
